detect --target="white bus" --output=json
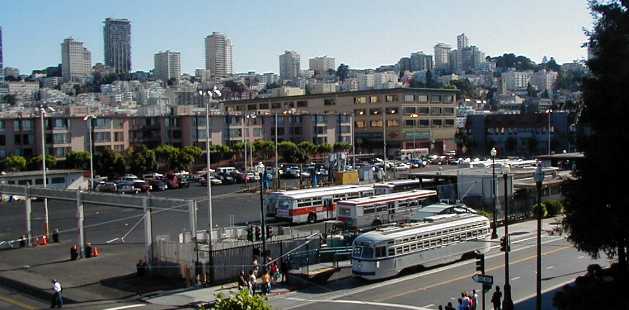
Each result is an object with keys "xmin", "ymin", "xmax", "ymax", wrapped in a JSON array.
[
  {"xmin": 265, "ymin": 185, "xmax": 367, "ymax": 216},
  {"xmin": 337, "ymin": 190, "xmax": 438, "ymax": 230},
  {"xmin": 351, "ymin": 213, "xmax": 491, "ymax": 280},
  {"xmin": 268, "ymin": 185, "xmax": 375, "ymax": 223},
  {"xmin": 373, "ymin": 179, "xmax": 422, "ymax": 195}
]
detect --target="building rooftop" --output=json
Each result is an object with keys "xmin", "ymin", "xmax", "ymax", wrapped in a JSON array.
[{"xmin": 0, "ymin": 170, "xmax": 85, "ymax": 178}]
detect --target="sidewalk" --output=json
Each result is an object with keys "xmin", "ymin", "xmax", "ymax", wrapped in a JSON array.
[
  {"xmin": 144, "ymin": 281, "xmax": 294, "ymax": 307},
  {"xmin": 0, "ymin": 241, "xmax": 184, "ymax": 304}
]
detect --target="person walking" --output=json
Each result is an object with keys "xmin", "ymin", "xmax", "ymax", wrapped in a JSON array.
[
  {"xmin": 50, "ymin": 279, "xmax": 63, "ymax": 308},
  {"xmin": 84, "ymin": 242, "xmax": 92, "ymax": 258},
  {"xmin": 262, "ymin": 271, "xmax": 271, "ymax": 295},
  {"xmin": 248, "ymin": 270, "xmax": 257, "ymax": 295},
  {"xmin": 471, "ymin": 289, "xmax": 478, "ymax": 310},
  {"xmin": 491, "ymin": 286, "xmax": 502, "ymax": 310},
  {"xmin": 70, "ymin": 245, "xmax": 78, "ymax": 260},
  {"xmin": 461, "ymin": 292, "xmax": 471, "ymax": 310},
  {"xmin": 238, "ymin": 270, "xmax": 248, "ymax": 291}
]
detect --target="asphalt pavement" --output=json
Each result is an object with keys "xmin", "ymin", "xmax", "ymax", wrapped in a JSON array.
[{"xmin": 0, "ymin": 286, "xmax": 46, "ymax": 310}]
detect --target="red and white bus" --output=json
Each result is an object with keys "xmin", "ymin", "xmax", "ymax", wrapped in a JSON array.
[
  {"xmin": 337, "ymin": 189, "xmax": 438, "ymax": 230},
  {"xmin": 268, "ymin": 185, "xmax": 375, "ymax": 223}
]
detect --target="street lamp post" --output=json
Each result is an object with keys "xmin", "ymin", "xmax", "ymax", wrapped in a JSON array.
[
  {"xmin": 382, "ymin": 109, "xmax": 387, "ymax": 180},
  {"xmin": 246, "ymin": 113, "xmax": 257, "ymax": 172},
  {"xmin": 490, "ymin": 147, "xmax": 498, "ymax": 239},
  {"xmin": 241, "ymin": 116, "xmax": 247, "ymax": 174},
  {"xmin": 546, "ymin": 110, "xmax": 552, "ymax": 155},
  {"xmin": 198, "ymin": 87, "xmax": 221, "ymax": 283},
  {"xmin": 351, "ymin": 112, "xmax": 356, "ymax": 169},
  {"xmin": 83, "ymin": 114, "xmax": 96, "ymax": 191},
  {"xmin": 410, "ymin": 113, "xmax": 420, "ymax": 157},
  {"xmin": 274, "ymin": 113, "xmax": 280, "ymax": 190},
  {"xmin": 502, "ymin": 172, "xmax": 514, "ymax": 310},
  {"xmin": 534, "ymin": 162, "xmax": 545, "ymax": 310},
  {"xmin": 39, "ymin": 106, "xmax": 54, "ymax": 237}
]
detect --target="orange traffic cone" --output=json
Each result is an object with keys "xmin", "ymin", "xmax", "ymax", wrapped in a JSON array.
[
  {"xmin": 92, "ymin": 247, "xmax": 100, "ymax": 257},
  {"xmin": 42, "ymin": 235, "xmax": 48, "ymax": 246}
]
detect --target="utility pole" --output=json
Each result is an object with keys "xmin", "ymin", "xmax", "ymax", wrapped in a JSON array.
[
  {"xmin": 534, "ymin": 163, "xmax": 544, "ymax": 310},
  {"xmin": 502, "ymin": 172, "xmax": 514, "ymax": 310},
  {"xmin": 259, "ymin": 172, "xmax": 267, "ymax": 268}
]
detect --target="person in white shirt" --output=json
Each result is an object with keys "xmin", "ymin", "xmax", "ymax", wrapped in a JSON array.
[{"xmin": 51, "ymin": 279, "xmax": 63, "ymax": 308}]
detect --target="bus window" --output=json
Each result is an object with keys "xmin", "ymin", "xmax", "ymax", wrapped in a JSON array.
[{"xmin": 338, "ymin": 207, "xmax": 352, "ymax": 217}]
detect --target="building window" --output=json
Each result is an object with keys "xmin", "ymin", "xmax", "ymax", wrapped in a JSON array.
[
  {"xmin": 387, "ymin": 119, "xmax": 400, "ymax": 127},
  {"xmin": 315, "ymin": 127, "xmax": 326, "ymax": 135},
  {"xmin": 52, "ymin": 133, "xmax": 69, "ymax": 144},
  {"xmin": 324, "ymin": 98, "xmax": 336, "ymax": 106},
  {"xmin": 430, "ymin": 107, "xmax": 441, "ymax": 115},
  {"xmin": 259, "ymin": 103, "xmax": 269, "ymax": 109},
  {"xmin": 293, "ymin": 127, "xmax": 302, "ymax": 135},
  {"xmin": 355, "ymin": 120, "xmax": 366, "ymax": 128},
  {"xmin": 340, "ymin": 126, "xmax": 351, "ymax": 133},
  {"xmin": 432, "ymin": 119, "xmax": 443, "ymax": 127},
  {"xmin": 247, "ymin": 104, "xmax": 257, "ymax": 110},
  {"xmin": 229, "ymin": 129, "xmax": 242, "ymax": 138},
  {"xmin": 370, "ymin": 120, "xmax": 383, "ymax": 127},
  {"xmin": 418, "ymin": 107, "xmax": 429, "ymax": 114},
  {"xmin": 272, "ymin": 102, "xmax": 281, "ymax": 109},
  {"xmin": 95, "ymin": 118, "xmax": 112, "ymax": 129},
  {"xmin": 369, "ymin": 96, "xmax": 379, "ymax": 103},
  {"xmin": 417, "ymin": 95, "xmax": 428, "ymax": 103},
  {"xmin": 443, "ymin": 107, "xmax": 455, "ymax": 115},
  {"xmin": 403, "ymin": 107, "xmax": 416, "ymax": 114},
  {"xmin": 0, "ymin": 135, "xmax": 5, "ymax": 146},
  {"xmin": 443, "ymin": 95, "xmax": 454, "ymax": 103},
  {"xmin": 354, "ymin": 109, "xmax": 366, "ymax": 116},
  {"xmin": 297, "ymin": 101, "xmax": 308, "ymax": 107},
  {"xmin": 404, "ymin": 95, "xmax": 414, "ymax": 102},
  {"xmin": 53, "ymin": 147, "xmax": 68, "ymax": 157},
  {"xmin": 354, "ymin": 96, "xmax": 367, "ymax": 104},
  {"xmin": 385, "ymin": 95, "xmax": 398, "ymax": 102},
  {"xmin": 405, "ymin": 120, "xmax": 416, "ymax": 127},
  {"xmin": 113, "ymin": 119, "xmax": 124, "ymax": 129},
  {"xmin": 51, "ymin": 177, "xmax": 65, "ymax": 184},
  {"xmin": 445, "ymin": 119, "xmax": 455, "ymax": 127},
  {"xmin": 419, "ymin": 120, "xmax": 430, "ymax": 127},
  {"xmin": 95, "ymin": 132, "xmax": 111, "ymax": 143},
  {"xmin": 14, "ymin": 134, "xmax": 22, "ymax": 145},
  {"xmin": 253, "ymin": 128, "xmax": 262, "ymax": 137},
  {"xmin": 431, "ymin": 95, "xmax": 441, "ymax": 103},
  {"xmin": 114, "ymin": 144, "xmax": 125, "ymax": 152},
  {"xmin": 0, "ymin": 120, "xmax": 5, "ymax": 129},
  {"xmin": 284, "ymin": 102, "xmax": 295, "ymax": 108},
  {"xmin": 114, "ymin": 132, "xmax": 124, "ymax": 142}
]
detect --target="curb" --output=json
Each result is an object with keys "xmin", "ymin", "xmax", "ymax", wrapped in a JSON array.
[{"xmin": 0, "ymin": 274, "xmax": 79, "ymax": 304}]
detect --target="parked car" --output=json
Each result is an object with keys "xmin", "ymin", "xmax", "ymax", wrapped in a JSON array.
[
  {"xmin": 133, "ymin": 180, "xmax": 151, "ymax": 192},
  {"xmin": 285, "ymin": 166, "xmax": 301, "ymax": 178},
  {"xmin": 394, "ymin": 163, "xmax": 411, "ymax": 171},
  {"xmin": 117, "ymin": 182, "xmax": 139, "ymax": 194},
  {"xmin": 165, "ymin": 174, "xmax": 179, "ymax": 189},
  {"xmin": 200, "ymin": 175, "xmax": 223, "ymax": 186},
  {"xmin": 95, "ymin": 182, "xmax": 117, "ymax": 193},
  {"xmin": 150, "ymin": 179, "xmax": 167, "ymax": 191}
]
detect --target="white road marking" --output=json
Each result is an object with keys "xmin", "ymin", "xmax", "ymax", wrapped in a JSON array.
[
  {"xmin": 513, "ymin": 278, "xmax": 580, "ymax": 304},
  {"xmin": 511, "ymin": 276, "xmax": 521, "ymax": 281},
  {"xmin": 423, "ymin": 304, "xmax": 436, "ymax": 308},
  {"xmin": 546, "ymin": 265, "xmax": 555, "ymax": 270},
  {"xmin": 103, "ymin": 304, "xmax": 145, "ymax": 310},
  {"xmin": 284, "ymin": 297, "xmax": 431, "ymax": 310}
]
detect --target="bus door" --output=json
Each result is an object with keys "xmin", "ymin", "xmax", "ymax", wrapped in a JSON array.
[{"xmin": 323, "ymin": 196, "xmax": 334, "ymax": 219}]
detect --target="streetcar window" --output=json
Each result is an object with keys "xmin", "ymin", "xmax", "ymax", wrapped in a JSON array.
[
  {"xmin": 375, "ymin": 246, "xmax": 386, "ymax": 258},
  {"xmin": 361, "ymin": 247, "xmax": 374, "ymax": 258},
  {"xmin": 388, "ymin": 248, "xmax": 395, "ymax": 256}
]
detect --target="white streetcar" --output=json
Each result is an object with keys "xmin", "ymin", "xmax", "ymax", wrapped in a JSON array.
[{"xmin": 351, "ymin": 213, "xmax": 491, "ymax": 280}]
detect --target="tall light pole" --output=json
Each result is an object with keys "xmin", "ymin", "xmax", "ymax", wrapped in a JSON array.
[
  {"xmin": 198, "ymin": 86, "xmax": 221, "ymax": 283},
  {"xmin": 350, "ymin": 112, "xmax": 356, "ymax": 169},
  {"xmin": 410, "ymin": 113, "xmax": 420, "ymax": 156},
  {"xmin": 534, "ymin": 162, "xmax": 545, "ymax": 310},
  {"xmin": 546, "ymin": 109, "xmax": 552, "ymax": 155},
  {"xmin": 246, "ymin": 113, "xmax": 257, "ymax": 172},
  {"xmin": 274, "ymin": 112, "xmax": 279, "ymax": 190},
  {"xmin": 83, "ymin": 114, "xmax": 96, "ymax": 191},
  {"xmin": 490, "ymin": 147, "xmax": 498, "ymax": 239},
  {"xmin": 39, "ymin": 106, "xmax": 54, "ymax": 237},
  {"xmin": 241, "ymin": 116, "xmax": 247, "ymax": 173},
  {"xmin": 382, "ymin": 109, "xmax": 387, "ymax": 180},
  {"xmin": 502, "ymin": 172, "xmax": 514, "ymax": 310}
]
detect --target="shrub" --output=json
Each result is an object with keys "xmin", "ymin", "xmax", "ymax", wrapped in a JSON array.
[{"xmin": 543, "ymin": 200, "xmax": 563, "ymax": 217}]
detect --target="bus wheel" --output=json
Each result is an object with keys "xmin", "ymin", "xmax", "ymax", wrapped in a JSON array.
[
  {"xmin": 373, "ymin": 220, "xmax": 382, "ymax": 227},
  {"xmin": 307, "ymin": 213, "xmax": 317, "ymax": 223}
]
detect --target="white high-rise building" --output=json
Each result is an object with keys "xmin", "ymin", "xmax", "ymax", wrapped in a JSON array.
[
  {"xmin": 308, "ymin": 56, "xmax": 335, "ymax": 77},
  {"xmin": 434, "ymin": 43, "xmax": 451, "ymax": 71},
  {"xmin": 61, "ymin": 38, "xmax": 91, "ymax": 82},
  {"xmin": 153, "ymin": 50, "xmax": 181, "ymax": 82},
  {"xmin": 279, "ymin": 50, "xmax": 300, "ymax": 82},
  {"xmin": 205, "ymin": 32, "xmax": 232, "ymax": 79},
  {"xmin": 502, "ymin": 70, "xmax": 533, "ymax": 90},
  {"xmin": 531, "ymin": 69, "xmax": 558, "ymax": 93},
  {"xmin": 457, "ymin": 33, "xmax": 469, "ymax": 50}
]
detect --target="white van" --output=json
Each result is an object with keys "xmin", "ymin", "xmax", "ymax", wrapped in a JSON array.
[{"xmin": 216, "ymin": 167, "xmax": 238, "ymax": 175}]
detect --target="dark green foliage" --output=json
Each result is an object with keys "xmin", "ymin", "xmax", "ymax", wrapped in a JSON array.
[
  {"xmin": 489, "ymin": 53, "xmax": 538, "ymax": 71},
  {"xmin": 336, "ymin": 64, "xmax": 350, "ymax": 82}
]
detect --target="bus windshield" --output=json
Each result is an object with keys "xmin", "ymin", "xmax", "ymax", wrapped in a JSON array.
[
  {"xmin": 353, "ymin": 245, "xmax": 373, "ymax": 258},
  {"xmin": 277, "ymin": 197, "xmax": 293, "ymax": 210}
]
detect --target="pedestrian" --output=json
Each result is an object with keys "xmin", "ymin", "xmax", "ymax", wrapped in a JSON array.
[
  {"xmin": 457, "ymin": 298, "xmax": 464, "ymax": 310},
  {"xmin": 280, "ymin": 259, "xmax": 289, "ymax": 283},
  {"xmin": 238, "ymin": 270, "xmax": 248, "ymax": 291},
  {"xmin": 84, "ymin": 242, "xmax": 92, "ymax": 258},
  {"xmin": 70, "ymin": 245, "xmax": 78, "ymax": 260},
  {"xmin": 262, "ymin": 271, "xmax": 271, "ymax": 295},
  {"xmin": 491, "ymin": 286, "xmax": 502, "ymax": 310},
  {"xmin": 471, "ymin": 289, "xmax": 478, "ymax": 310},
  {"xmin": 270, "ymin": 260, "xmax": 279, "ymax": 282},
  {"xmin": 438, "ymin": 306, "xmax": 443, "ymax": 310},
  {"xmin": 462, "ymin": 292, "xmax": 471, "ymax": 310},
  {"xmin": 136, "ymin": 259, "xmax": 145, "ymax": 277},
  {"xmin": 445, "ymin": 302, "xmax": 455, "ymax": 310},
  {"xmin": 50, "ymin": 279, "xmax": 63, "ymax": 308},
  {"xmin": 252, "ymin": 255, "xmax": 259, "ymax": 275},
  {"xmin": 52, "ymin": 228, "xmax": 60, "ymax": 243},
  {"xmin": 249, "ymin": 270, "xmax": 257, "ymax": 295}
]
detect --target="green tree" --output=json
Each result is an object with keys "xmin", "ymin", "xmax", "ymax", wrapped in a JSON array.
[
  {"xmin": 278, "ymin": 141, "xmax": 305, "ymax": 163},
  {"xmin": 214, "ymin": 290, "xmax": 272, "ymax": 310},
  {"xmin": 562, "ymin": 0, "xmax": 629, "ymax": 278},
  {"xmin": 94, "ymin": 148, "xmax": 125, "ymax": 178},
  {"xmin": 64, "ymin": 151, "xmax": 91, "ymax": 169},
  {"xmin": 317, "ymin": 143, "xmax": 333, "ymax": 154},
  {"xmin": 336, "ymin": 64, "xmax": 350, "ymax": 82},
  {"xmin": 2, "ymin": 155, "xmax": 27, "ymax": 171},
  {"xmin": 155, "ymin": 144, "xmax": 179, "ymax": 171},
  {"xmin": 127, "ymin": 145, "xmax": 157, "ymax": 176},
  {"xmin": 298, "ymin": 141, "xmax": 317, "ymax": 159},
  {"xmin": 28, "ymin": 155, "xmax": 57, "ymax": 171},
  {"xmin": 253, "ymin": 140, "xmax": 275, "ymax": 160},
  {"xmin": 182, "ymin": 146, "xmax": 203, "ymax": 163},
  {"xmin": 333, "ymin": 142, "xmax": 352, "ymax": 152},
  {"xmin": 450, "ymin": 79, "xmax": 475, "ymax": 98}
]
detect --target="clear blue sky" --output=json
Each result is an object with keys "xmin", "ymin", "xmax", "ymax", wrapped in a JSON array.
[{"xmin": 2, "ymin": 0, "xmax": 592, "ymax": 75}]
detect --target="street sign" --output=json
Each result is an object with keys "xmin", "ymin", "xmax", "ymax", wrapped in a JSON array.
[{"xmin": 472, "ymin": 274, "xmax": 494, "ymax": 285}]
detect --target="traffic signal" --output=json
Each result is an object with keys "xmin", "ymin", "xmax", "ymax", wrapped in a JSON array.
[
  {"xmin": 255, "ymin": 225, "xmax": 261, "ymax": 241},
  {"xmin": 500, "ymin": 236, "xmax": 510, "ymax": 252},
  {"xmin": 247, "ymin": 226, "xmax": 253, "ymax": 242},
  {"xmin": 475, "ymin": 253, "xmax": 485, "ymax": 274},
  {"xmin": 266, "ymin": 225, "xmax": 273, "ymax": 239}
]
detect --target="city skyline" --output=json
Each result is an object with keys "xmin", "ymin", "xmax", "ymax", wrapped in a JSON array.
[{"xmin": 1, "ymin": 0, "xmax": 591, "ymax": 75}]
